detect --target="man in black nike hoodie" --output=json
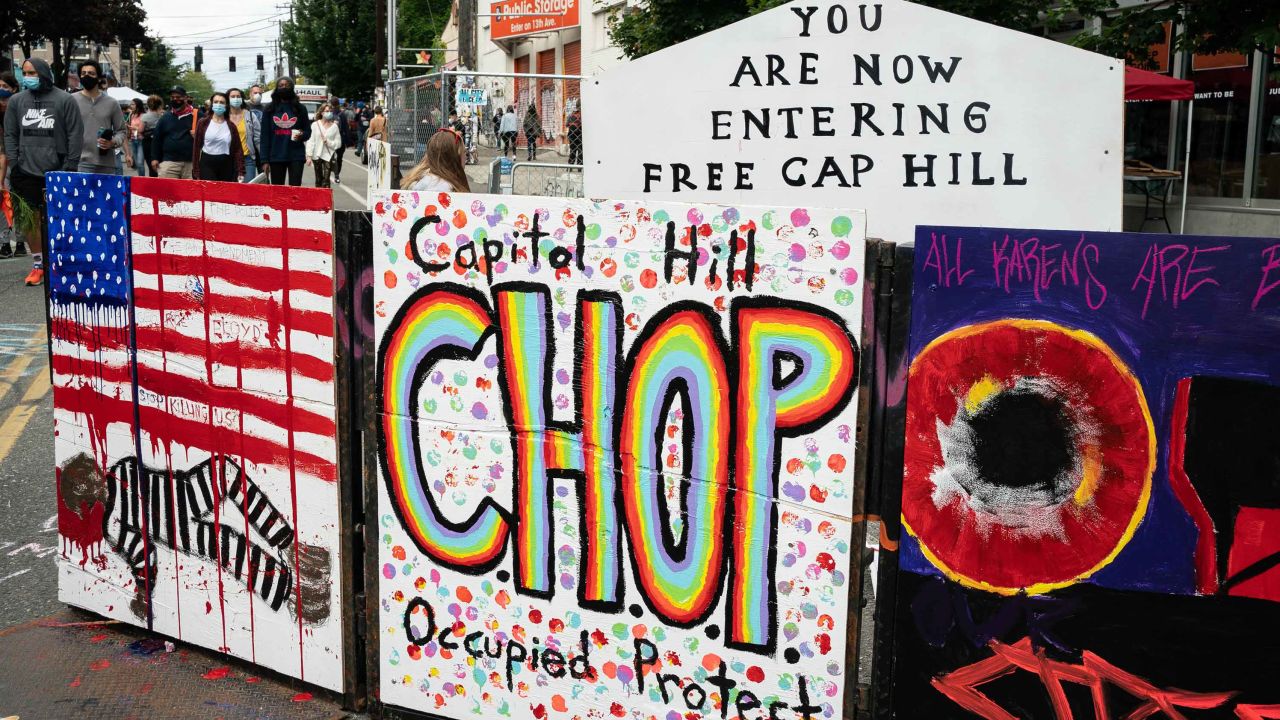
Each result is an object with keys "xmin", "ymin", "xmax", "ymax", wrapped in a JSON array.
[{"xmin": 3, "ymin": 58, "xmax": 83, "ymax": 287}]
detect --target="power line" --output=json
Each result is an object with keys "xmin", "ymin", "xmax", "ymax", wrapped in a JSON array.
[
  {"xmin": 160, "ymin": 15, "xmax": 287, "ymax": 41},
  {"xmin": 149, "ymin": 12, "xmax": 279, "ymax": 19},
  {"xmin": 166, "ymin": 24, "xmax": 285, "ymax": 48}
]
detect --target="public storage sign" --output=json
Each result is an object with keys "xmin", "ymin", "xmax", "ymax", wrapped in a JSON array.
[
  {"xmin": 583, "ymin": 0, "xmax": 1124, "ymax": 244},
  {"xmin": 490, "ymin": 0, "xmax": 580, "ymax": 41}
]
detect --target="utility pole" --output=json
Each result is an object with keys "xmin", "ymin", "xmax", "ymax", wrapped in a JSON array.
[
  {"xmin": 375, "ymin": 0, "xmax": 386, "ymax": 88},
  {"xmin": 387, "ymin": 0, "xmax": 398, "ymax": 85},
  {"xmin": 458, "ymin": 0, "xmax": 476, "ymax": 70},
  {"xmin": 276, "ymin": 3, "xmax": 294, "ymax": 78}
]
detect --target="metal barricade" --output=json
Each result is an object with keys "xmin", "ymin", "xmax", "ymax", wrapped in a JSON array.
[
  {"xmin": 510, "ymin": 162, "xmax": 584, "ymax": 198},
  {"xmin": 385, "ymin": 70, "xmax": 586, "ymax": 195}
]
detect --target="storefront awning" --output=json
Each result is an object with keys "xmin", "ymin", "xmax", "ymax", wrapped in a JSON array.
[{"xmin": 1125, "ymin": 66, "xmax": 1193, "ymax": 101}]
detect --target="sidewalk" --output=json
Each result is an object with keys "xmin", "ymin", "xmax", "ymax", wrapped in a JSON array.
[
  {"xmin": 0, "ymin": 608, "xmax": 358, "ymax": 720},
  {"xmin": 461, "ymin": 133, "xmax": 575, "ymax": 191}
]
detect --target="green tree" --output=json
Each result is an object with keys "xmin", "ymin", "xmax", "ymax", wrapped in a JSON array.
[
  {"xmin": 607, "ymin": 0, "xmax": 753, "ymax": 61},
  {"xmin": 135, "ymin": 38, "xmax": 183, "ymax": 97},
  {"xmin": 607, "ymin": 0, "xmax": 1280, "ymax": 69},
  {"xmin": 176, "ymin": 69, "xmax": 215, "ymax": 103},
  {"xmin": 5, "ymin": 0, "xmax": 149, "ymax": 87},
  {"xmin": 281, "ymin": 0, "xmax": 377, "ymax": 98},
  {"xmin": 398, "ymin": 0, "xmax": 455, "ymax": 68}
]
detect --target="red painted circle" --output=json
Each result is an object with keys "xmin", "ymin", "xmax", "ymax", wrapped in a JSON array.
[{"xmin": 903, "ymin": 320, "xmax": 1153, "ymax": 593}]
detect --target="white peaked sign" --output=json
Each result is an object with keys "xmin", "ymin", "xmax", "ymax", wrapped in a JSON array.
[{"xmin": 583, "ymin": 0, "xmax": 1123, "ymax": 243}]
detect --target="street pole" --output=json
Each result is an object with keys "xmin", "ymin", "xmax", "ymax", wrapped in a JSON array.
[
  {"xmin": 459, "ymin": 0, "xmax": 476, "ymax": 70},
  {"xmin": 375, "ymin": 0, "xmax": 386, "ymax": 90},
  {"xmin": 386, "ymin": 0, "xmax": 398, "ymax": 111},
  {"xmin": 388, "ymin": 0, "xmax": 398, "ymax": 81}
]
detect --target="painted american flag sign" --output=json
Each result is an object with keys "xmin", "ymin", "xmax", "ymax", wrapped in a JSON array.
[{"xmin": 50, "ymin": 174, "xmax": 346, "ymax": 692}]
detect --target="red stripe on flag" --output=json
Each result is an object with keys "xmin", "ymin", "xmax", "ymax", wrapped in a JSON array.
[
  {"xmin": 51, "ymin": 354, "xmax": 337, "ymax": 438},
  {"xmin": 132, "ymin": 326, "xmax": 335, "ymax": 384},
  {"xmin": 130, "ymin": 215, "xmax": 332, "ymax": 253},
  {"xmin": 130, "ymin": 253, "xmax": 333, "ymax": 299},
  {"xmin": 132, "ymin": 177, "xmax": 334, "ymax": 213},
  {"xmin": 131, "ymin": 287, "xmax": 335, "ymax": 339}
]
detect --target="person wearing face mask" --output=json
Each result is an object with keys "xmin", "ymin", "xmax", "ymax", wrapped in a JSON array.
[
  {"xmin": 191, "ymin": 92, "xmax": 244, "ymax": 183},
  {"xmin": 4, "ymin": 58, "xmax": 83, "ymax": 285},
  {"xmin": 139, "ymin": 95, "xmax": 163, "ymax": 177},
  {"xmin": 249, "ymin": 85, "xmax": 265, "ymax": 113},
  {"xmin": 225, "ymin": 88, "xmax": 261, "ymax": 182},
  {"xmin": 71, "ymin": 60, "xmax": 125, "ymax": 175},
  {"xmin": 258, "ymin": 77, "xmax": 311, "ymax": 187},
  {"xmin": 0, "ymin": 72, "xmax": 16, "ymax": 259},
  {"xmin": 151, "ymin": 85, "xmax": 197, "ymax": 179},
  {"xmin": 305, "ymin": 103, "xmax": 342, "ymax": 188}
]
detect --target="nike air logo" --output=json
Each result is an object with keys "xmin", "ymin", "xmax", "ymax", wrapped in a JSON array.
[{"xmin": 21, "ymin": 108, "xmax": 55, "ymax": 130}]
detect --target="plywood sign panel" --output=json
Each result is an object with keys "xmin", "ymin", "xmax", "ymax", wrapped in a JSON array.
[
  {"xmin": 893, "ymin": 226, "xmax": 1280, "ymax": 717},
  {"xmin": 583, "ymin": 0, "xmax": 1123, "ymax": 244},
  {"xmin": 372, "ymin": 191, "xmax": 868, "ymax": 719},
  {"xmin": 50, "ymin": 175, "xmax": 346, "ymax": 692}
]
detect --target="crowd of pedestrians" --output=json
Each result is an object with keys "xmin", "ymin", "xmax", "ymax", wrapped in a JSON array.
[{"xmin": 2, "ymin": 58, "xmax": 381, "ymax": 289}]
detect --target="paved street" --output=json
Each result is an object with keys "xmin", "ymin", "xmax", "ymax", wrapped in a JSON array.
[{"xmin": 0, "ymin": 256, "xmax": 56, "ymax": 631}]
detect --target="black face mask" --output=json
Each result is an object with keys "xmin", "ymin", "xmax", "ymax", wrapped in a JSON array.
[
  {"xmin": 272, "ymin": 87, "xmax": 296, "ymax": 105},
  {"xmin": 80, "ymin": 75, "xmax": 98, "ymax": 90}
]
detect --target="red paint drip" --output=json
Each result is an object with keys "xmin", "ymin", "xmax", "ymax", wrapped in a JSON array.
[
  {"xmin": 202, "ymin": 666, "xmax": 230, "ymax": 680},
  {"xmin": 57, "ymin": 483, "xmax": 106, "ymax": 568},
  {"xmin": 291, "ymin": 692, "xmax": 313, "ymax": 703}
]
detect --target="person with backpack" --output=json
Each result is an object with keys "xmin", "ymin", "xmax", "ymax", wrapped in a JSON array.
[{"xmin": 151, "ymin": 85, "xmax": 197, "ymax": 179}]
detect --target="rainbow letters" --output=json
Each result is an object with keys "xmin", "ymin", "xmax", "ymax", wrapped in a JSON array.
[{"xmin": 374, "ymin": 193, "xmax": 868, "ymax": 720}]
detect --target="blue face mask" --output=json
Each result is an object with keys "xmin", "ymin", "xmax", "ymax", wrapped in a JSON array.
[
  {"xmin": 20, "ymin": 76, "xmax": 40, "ymax": 91},
  {"xmin": 212, "ymin": 103, "xmax": 226, "ymax": 115},
  {"xmin": 0, "ymin": 88, "xmax": 12, "ymax": 99},
  {"xmin": 230, "ymin": 97, "xmax": 243, "ymax": 108}
]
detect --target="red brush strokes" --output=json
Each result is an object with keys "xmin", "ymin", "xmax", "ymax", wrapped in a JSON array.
[
  {"xmin": 130, "ymin": 253, "xmax": 333, "ymax": 299},
  {"xmin": 132, "ymin": 287, "xmax": 335, "ymax": 339},
  {"xmin": 1237, "ymin": 705, "xmax": 1280, "ymax": 720},
  {"xmin": 133, "ymin": 176, "xmax": 334, "ymax": 213},
  {"xmin": 56, "ymin": 363, "xmax": 336, "ymax": 483},
  {"xmin": 55, "ymin": 468, "xmax": 106, "ymax": 568},
  {"xmin": 51, "ymin": 355, "xmax": 336, "ymax": 437},
  {"xmin": 132, "ymin": 326, "xmax": 335, "ymax": 383},
  {"xmin": 932, "ymin": 637, "xmax": 1239, "ymax": 720},
  {"xmin": 1225, "ymin": 507, "xmax": 1280, "ymax": 602},
  {"xmin": 89, "ymin": 659, "xmax": 111, "ymax": 671},
  {"xmin": 291, "ymin": 692, "xmax": 313, "ymax": 702},
  {"xmin": 1167, "ymin": 377, "xmax": 1219, "ymax": 594},
  {"xmin": 130, "ymin": 215, "xmax": 331, "ymax": 253},
  {"xmin": 202, "ymin": 666, "xmax": 230, "ymax": 680}
]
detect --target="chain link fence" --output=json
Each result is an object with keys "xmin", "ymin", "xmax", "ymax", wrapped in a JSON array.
[{"xmin": 385, "ymin": 70, "xmax": 585, "ymax": 197}]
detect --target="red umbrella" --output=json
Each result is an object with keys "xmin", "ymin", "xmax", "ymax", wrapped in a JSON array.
[
  {"xmin": 1124, "ymin": 66, "xmax": 1194, "ymax": 101},
  {"xmin": 1125, "ymin": 65, "xmax": 1195, "ymax": 232}
]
